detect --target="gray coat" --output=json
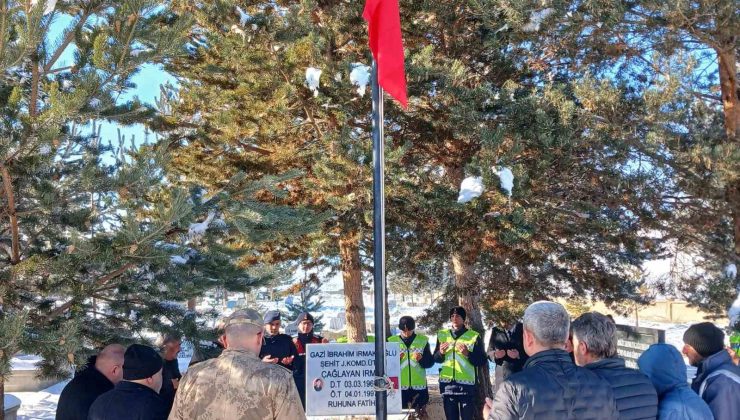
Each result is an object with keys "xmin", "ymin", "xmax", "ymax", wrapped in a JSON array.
[{"xmin": 488, "ymin": 349, "xmax": 619, "ymax": 420}]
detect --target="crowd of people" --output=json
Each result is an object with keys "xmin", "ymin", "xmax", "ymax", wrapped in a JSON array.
[{"xmin": 52, "ymin": 301, "xmax": 740, "ymax": 420}]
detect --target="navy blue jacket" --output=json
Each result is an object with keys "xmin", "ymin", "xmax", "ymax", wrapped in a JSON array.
[
  {"xmin": 56, "ymin": 357, "xmax": 114, "ymax": 420},
  {"xmin": 637, "ymin": 344, "xmax": 713, "ymax": 420},
  {"xmin": 88, "ymin": 381, "xmax": 168, "ymax": 420},
  {"xmin": 585, "ymin": 357, "xmax": 658, "ymax": 420},
  {"xmin": 691, "ymin": 349, "xmax": 740, "ymax": 420},
  {"xmin": 488, "ymin": 349, "xmax": 619, "ymax": 420},
  {"xmin": 260, "ymin": 333, "xmax": 299, "ymax": 371}
]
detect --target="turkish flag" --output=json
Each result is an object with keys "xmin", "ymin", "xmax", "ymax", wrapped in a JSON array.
[{"xmin": 363, "ymin": 0, "xmax": 407, "ymax": 108}]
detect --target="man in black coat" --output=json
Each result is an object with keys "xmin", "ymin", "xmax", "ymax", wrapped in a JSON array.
[
  {"xmin": 484, "ymin": 301, "xmax": 619, "ymax": 420},
  {"xmin": 488, "ymin": 322, "xmax": 528, "ymax": 381},
  {"xmin": 55, "ymin": 344, "xmax": 125, "ymax": 420},
  {"xmin": 88, "ymin": 344, "xmax": 168, "ymax": 420},
  {"xmin": 259, "ymin": 310, "xmax": 298, "ymax": 371},
  {"xmin": 572, "ymin": 312, "xmax": 658, "ymax": 420},
  {"xmin": 157, "ymin": 334, "xmax": 182, "ymax": 415}
]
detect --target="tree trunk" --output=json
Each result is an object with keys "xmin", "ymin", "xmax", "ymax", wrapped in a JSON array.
[
  {"xmin": 715, "ymin": 46, "xmax": 738, "ymax": 141},
  {"xmin": 451, "ymin": 250, "xmax": 493, "ymax": 417},
  {"xmin": 339, "ymin": 232, "xmax": 367, "ymax": 342},
  {"xmin": 1, "ymin": 164, "xmax": 20, "ymax": 264},
  {"xmin": 1, "ymin": 373, "xmax": 5, "ymax": 420},
  {"xmin": 187, "ymin": 298, "xmax": 196, "ymax": 311},
  {"xmin": 715, "ymin": 43, "xmax": 740, "ymax": 276},
  {"xmin": 385, "ymin": 285, "xmax": 391, "ymax": 339},
  {"xmin": 635, "ymin": 308, "xmax": 639, "ymax": 328}
]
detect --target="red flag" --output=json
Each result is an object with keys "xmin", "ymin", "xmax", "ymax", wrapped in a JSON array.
[{"xmin": 363, "ymin": 0, "xmax": 407, "ymax": 108}]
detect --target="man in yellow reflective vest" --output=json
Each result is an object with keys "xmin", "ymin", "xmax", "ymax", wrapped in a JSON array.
[
  {"xmin": 434, "ymin": 306, "xmax": 487, "ymax": 420},
  {"xmin": 388, "ymin": 316, "xmax": 434, "ymax": 413}
]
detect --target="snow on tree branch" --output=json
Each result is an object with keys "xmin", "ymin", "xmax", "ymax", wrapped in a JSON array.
[
  {"xmin": 349, "ymin": 63, "xmax": 371, "ymax": 97},
  {"xmin": 458, "ymin": 176, "xmax": 484, "ymax": 204},
  {"xmin": 305, "ymin": 67, "xmax": 322, "ymax": 97}
]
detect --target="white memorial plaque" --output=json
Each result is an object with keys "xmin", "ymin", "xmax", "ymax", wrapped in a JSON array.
[{"xmin": 305, "ymin": 342, "xmax": 402, "ymax": 416}]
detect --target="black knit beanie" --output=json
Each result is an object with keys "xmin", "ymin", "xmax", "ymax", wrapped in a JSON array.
[
  {"xmin": 123, "ymin": 344, "xmax": 163, "ymax": 380},
  {"xmin": 398, "ymin": 316, "xmax": 416, "ymax": 331},
  {"xmin": 449, "ymin": 306, "xmax": 467, "ymax": 321},
  {"xmin": 683, "ymin": 322, "xmax": 725, "ymax": 358}
]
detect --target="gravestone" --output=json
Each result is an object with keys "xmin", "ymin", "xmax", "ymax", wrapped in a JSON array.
[
  {"xmin": 305, "ymin": 343, "xmax": 402, "ymax": 417},
  {"xmin": 615, "ymin": 324, "xmax": 665, "ymax": 369}
]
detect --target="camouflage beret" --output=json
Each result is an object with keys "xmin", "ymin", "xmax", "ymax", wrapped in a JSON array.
[{"xmin": 224, "ymin": 308, "xmax": 263, "ymax": 329}]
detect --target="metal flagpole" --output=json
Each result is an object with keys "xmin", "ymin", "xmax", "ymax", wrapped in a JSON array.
[{"xmin": 371, "ymin": 60, "xmax": 388, "ymax": 420}]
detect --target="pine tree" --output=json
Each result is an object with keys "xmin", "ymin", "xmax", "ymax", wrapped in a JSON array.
[
  {"xmin": 500, "ymin": 0, "xmax": 739, "ymax": 316},
  {"xmin": 285, "ymin": 271, "xmax": 325, "ymax": 332},
  {"xmin": 0, "ymin": 0, "xmax": 235, "ymax": 409},
  {"xmin": 164, "ymin": 0, "xmax": 387, "ymax": 343},
  {"xmin": 379, "ymin": 2, "xmax": 672, "ymax": 407}
]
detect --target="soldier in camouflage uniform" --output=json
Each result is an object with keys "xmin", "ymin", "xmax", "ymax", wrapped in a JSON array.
[{"xmin": 169, "ymin": 309, "xmax": 305, "ymax": 420}]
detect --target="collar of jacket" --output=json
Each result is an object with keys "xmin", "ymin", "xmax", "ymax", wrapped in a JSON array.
[
  {"xmin": 697, "ymin": 349, "xmax": 734, "ymax": 378},
  {"xmin": 400, "ymin": 332, "xmax": 417, "ymax": 346},
  {"xmin": 523, "ymin": 348, "xmax": 572, "ymax": 369},
  {"xmin": 222, "ymin": 348, "xmax": 259, "ymax": 358},
  {"xmin": 585, "ymin": 357, "xmax": 626, "ymax": 370},
  {"xmin": 263, "ymin": 332, "xmax": 279, "ymax": 341},
  {"xmin": 450, "ymin": 327, "xmax": 468, "ymax": 339},
  {"xmin": 116, "ymin": 380, "xmax": 159, "ymax": 395},
  {"xmin": 77, "ymin": 356, "xmax": 113, "ymax": 386}
]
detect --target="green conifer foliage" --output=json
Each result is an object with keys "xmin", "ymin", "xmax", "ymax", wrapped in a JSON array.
[
  {"xmin": 0, "ymin": 0, "xmax": 226, "ymax": 408},
  {"xmin": 493, "ymin": 0, "xmax": 739, "ymax": 316}
]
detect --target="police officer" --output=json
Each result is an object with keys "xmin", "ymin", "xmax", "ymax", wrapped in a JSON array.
[
  {"xmin": 260, "ymin": 310, "xmax": 298, "ymax": 371},
  {"xmin": 388, "ymin": 316, "xmax": 434, "ymax": 413},
  {"xmin": 170, "ymin": 309, "xmax": 304, "ymax": 420},
  {"xmin": 434, "ymin": 306, "xmax": 487, "ymax": 420}
]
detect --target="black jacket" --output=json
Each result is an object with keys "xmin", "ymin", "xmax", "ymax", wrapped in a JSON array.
[
  {"xmin": 293, "ymin": 332, "xmax": 324, "ymax": 379},
  {"xmin": 488, "ymin": 323, "xmax": 528, "ymax": 376},
  {"xmin": 87, "ymin": 381, "xmax": 168, "ymax": 420},
  {"xmin": 56, "ymin": 357, "xmax": 114, "ymax": 420},
  {"xmin": 488, "ymin": 349, "xmax": 619, "ymax": 420},
  {"xmin": 260, "ymin": 333, "xmax": 299, "ymax": 371},
  {"xmin": 585, "ymin": 358, "xmax": 658, "ymax": 420},
  {"xmin": 159, "ymin": 358, "xmax": 181, "ymax": 414}
]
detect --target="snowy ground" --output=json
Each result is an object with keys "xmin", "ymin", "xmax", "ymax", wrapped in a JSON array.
[{"xmin": 12, "ymin": 381, "xmax": 66, "ymax": 420}]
